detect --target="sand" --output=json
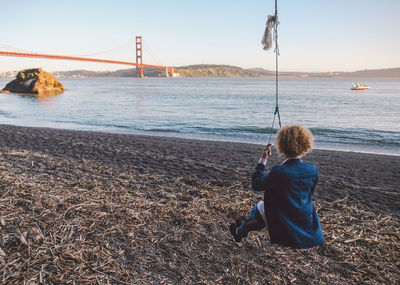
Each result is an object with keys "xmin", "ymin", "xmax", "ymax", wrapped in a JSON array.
[{"xmin": 0, "ymin": 124, "xmax": 399, "ymax": 284}]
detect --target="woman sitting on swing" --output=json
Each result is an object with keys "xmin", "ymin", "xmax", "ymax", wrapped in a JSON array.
[{"xmin": 230, "ymin": 125, "xmax": 324, "ymax": 249}]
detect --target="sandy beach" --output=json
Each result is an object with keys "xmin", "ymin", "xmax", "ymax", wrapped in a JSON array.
[{"xmin": 0, "ymin": 124, "xmax": 399, "ymax": 284}]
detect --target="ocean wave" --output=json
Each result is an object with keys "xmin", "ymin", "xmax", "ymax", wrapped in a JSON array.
[
  {"xmin": 27, "ymin": 118, "xmax": 400, "ymax": 148},
  {"xmin": 0, "ymin": 110, "xmax": 16, "ymax": 118},
  {"xmin": 190, "ymin": 126, "xmax": 276, "ymax": 134},
  {"xmin": 310, "ymin": 127, "xmax": 400, "ymax": 147},
  {"xmin": 52, "ymin": 119, "xmax": 132, "ymax": 130},
  {"xmin": 146, "ymin": 126, "xmax": 400, "ymax": 147}
]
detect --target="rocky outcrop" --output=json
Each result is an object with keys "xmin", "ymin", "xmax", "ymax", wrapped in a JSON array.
[{"xmin": 1, "ymin": 68, "xmax": 65, "ymax": 94}]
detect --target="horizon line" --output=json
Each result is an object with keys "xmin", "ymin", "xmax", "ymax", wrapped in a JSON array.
[{"xmin": 1, "ymin": 64, "xmax": 399, "ymax": 75}]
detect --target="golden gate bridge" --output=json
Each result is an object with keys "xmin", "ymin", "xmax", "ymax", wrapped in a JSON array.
[{"xmin": 0, "ymin": 36, "xmax": 176, "ymax": 78}]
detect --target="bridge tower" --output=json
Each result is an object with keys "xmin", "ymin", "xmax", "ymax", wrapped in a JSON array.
[{"xmin": 136, "ymin": 36, "xmax": 143, "ymax": 78}]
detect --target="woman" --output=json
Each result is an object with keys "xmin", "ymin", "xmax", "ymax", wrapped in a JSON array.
[{"xmin": 230, "ymin": 125, "xmax": 324, "ymax": 249}]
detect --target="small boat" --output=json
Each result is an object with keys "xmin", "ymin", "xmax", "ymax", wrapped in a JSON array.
[{"xmin": 351, "ymin": 83, "xmax": 370, "ymax": 90}]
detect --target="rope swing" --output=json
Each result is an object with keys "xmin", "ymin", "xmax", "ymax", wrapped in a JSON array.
[{"xmin": 262, "ymin": 0, "xmax": 282, "ymax": 144}]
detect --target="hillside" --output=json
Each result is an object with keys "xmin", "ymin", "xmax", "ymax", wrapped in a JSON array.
[
  {"xmin": 176, "ymin": 65, "xmax": 272, "ymax": 77},
  {"xmin": 336, "ymin": 68, "xmax": 400, "ymax": 78},
  {"xmin": 52, "ymin": 68, "xmax": 164, "ymax": 78},
  {"xmin": 55, "ymin": 66, "xmax": 400, "ymax": 78},
  {"xmin": 2, "ymin": 66, "xmax": 399, "ymax": 78}
]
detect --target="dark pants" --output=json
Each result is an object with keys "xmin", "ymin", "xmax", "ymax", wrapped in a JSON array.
[{"xmin": 236, "ymin": 205, "xmax": 266, "ymax": 238}]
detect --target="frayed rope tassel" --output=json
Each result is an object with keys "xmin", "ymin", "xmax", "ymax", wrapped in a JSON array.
[{"xmin": 261, "ymin": 15, "xmax": 279, "ymax": 54}]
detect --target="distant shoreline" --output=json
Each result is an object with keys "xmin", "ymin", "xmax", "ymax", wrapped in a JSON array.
[{"xmin": 1, "ymin": 65, "xmax": 399, "ymax": 78}]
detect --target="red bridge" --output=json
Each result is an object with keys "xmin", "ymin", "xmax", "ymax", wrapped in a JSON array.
[{"xmin": 0, "ymin": 36, "xmax": 176, "ymax": 78}]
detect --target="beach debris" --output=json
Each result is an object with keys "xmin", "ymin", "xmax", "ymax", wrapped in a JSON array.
[
  {"xmin": 0, "ymin": 247, "xmax": 6, "ymax": 258},
  {"xmin": 0, "ymin": 146, "xmax": 398, "ymax": 284}
]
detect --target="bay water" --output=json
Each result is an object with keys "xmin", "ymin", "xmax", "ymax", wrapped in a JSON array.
[{"xmin": 0, "ymin": 77, "xmax": 399, "ymax": 155}]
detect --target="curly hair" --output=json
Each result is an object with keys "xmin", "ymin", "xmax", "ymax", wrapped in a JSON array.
[{"xmin": 275, "ymin": 125, "xmax": 313, "ymax": 157}]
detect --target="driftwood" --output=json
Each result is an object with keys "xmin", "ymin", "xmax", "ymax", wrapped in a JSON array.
[{"xmin": 0, "ymin": 148, "xmax": 399, "ymax": 284}]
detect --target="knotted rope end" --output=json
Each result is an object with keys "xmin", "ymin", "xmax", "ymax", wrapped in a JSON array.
[{"xmin": 261, "ymin": 15, "xmax": 280, "ymax": 53}]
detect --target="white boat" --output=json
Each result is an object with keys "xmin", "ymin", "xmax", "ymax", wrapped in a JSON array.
[{"xmin": 351, "ymin": 83, "xmax": 370, "ymax": 90}]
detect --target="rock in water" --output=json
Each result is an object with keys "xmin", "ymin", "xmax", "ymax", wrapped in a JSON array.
[{"xmin": 0, "ymin": 68, "xmax": 65, "ymax": 95}]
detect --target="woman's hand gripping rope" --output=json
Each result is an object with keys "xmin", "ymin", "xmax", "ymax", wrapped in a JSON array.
[{"xmin": 261, "ymin": 143, "xmax": 272, "ymax": 160}]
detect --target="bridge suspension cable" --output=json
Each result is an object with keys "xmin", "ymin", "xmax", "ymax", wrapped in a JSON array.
[
  {"xmin": 0, "ymin": 43, "xmax": 38, "ymax": 54},
  {"xmin": 75, "ymin": 38, "xmax": 134, "ymax": 57},
  {"xmin": 142, "ymin": 40, "xmax": 165, "ymax": 67},
  {"xmin": 0, "ymin": 39, "xmax": 135, "ymax": 58}
]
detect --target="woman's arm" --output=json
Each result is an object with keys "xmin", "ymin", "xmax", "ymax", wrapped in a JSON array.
[
  {"xmin": 310, "ymin": 168, "xmax": 319, "ymax": 195},
  {"xmin": 251, "ymin": 144, "xmax": 273, "ymax": 192},
  {"xmin": 252, "ymin": 163, "xmax": 267, "ymax": 192}
]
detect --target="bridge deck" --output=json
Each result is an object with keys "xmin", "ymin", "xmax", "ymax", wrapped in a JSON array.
[{"xmin": 0, "ymin": 51, "xmax": 168, "ymax": 70}]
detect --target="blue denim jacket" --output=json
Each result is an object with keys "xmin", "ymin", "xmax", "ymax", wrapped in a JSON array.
[{"xmin": 252, "ymin": 158, "xmax": 324, "ymax": 249}]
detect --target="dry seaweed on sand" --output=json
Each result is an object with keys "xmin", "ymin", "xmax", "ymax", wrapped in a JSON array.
[{"xmin": 0, "ymin": 148, "xmax": 399, "ymax": 284}]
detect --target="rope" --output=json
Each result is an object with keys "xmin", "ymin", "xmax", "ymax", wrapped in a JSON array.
[
  {"xmin": 262, "ymin": 0, "xmax": 282, "ymax": 144},
  {"xmin": 267, "ymin": 106, "xmax": 279, "ymax": 144}
]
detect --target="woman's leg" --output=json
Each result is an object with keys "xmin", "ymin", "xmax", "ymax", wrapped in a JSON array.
[{"xmin": 230, "ymin": 205, "xmax": 266, "ymax": 242}]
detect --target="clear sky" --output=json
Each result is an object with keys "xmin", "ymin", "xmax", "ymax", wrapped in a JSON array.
[{"xmin": 1, "ymin": 0, "xmax": 399, "ymax": 72}]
